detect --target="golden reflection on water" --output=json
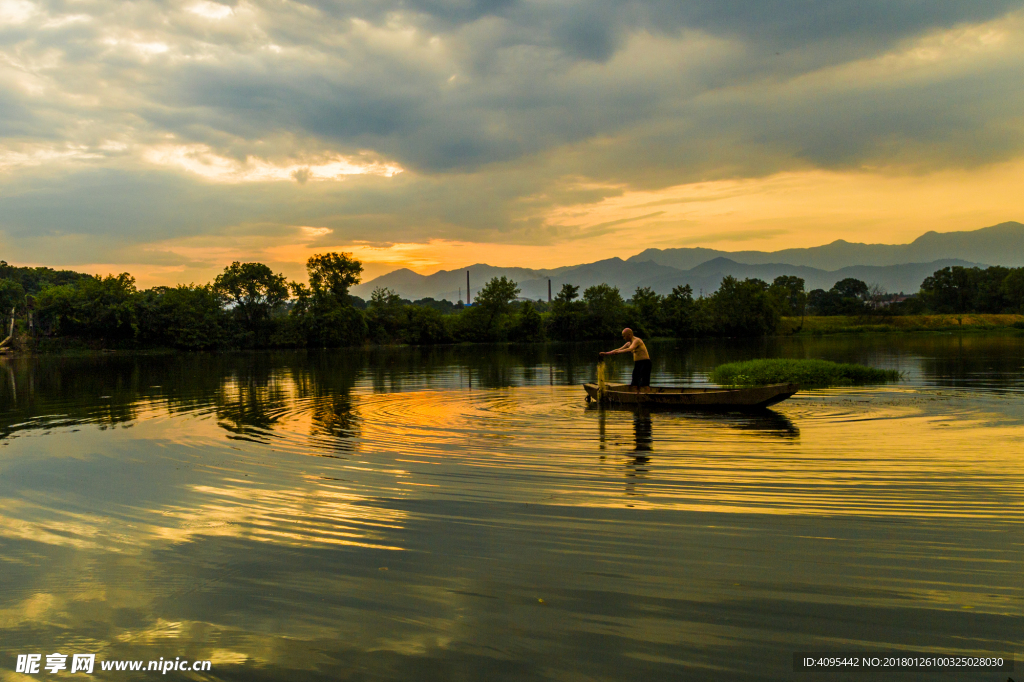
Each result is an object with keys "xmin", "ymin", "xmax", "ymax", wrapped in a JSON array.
[
  {"xmin": 324, "ymin": 386, "xmax": 1023, "ymax": 520},
  {"xmin": 0, "ymin": 381, "xmax": 1021, "ymax": 557},
  {"xmin": 155, "ymin": 483, "xmax": 407, "ymax": 550},
  {"xmin": 0, "ymin": 345, "xmax": 1021, "ymax": 680}
]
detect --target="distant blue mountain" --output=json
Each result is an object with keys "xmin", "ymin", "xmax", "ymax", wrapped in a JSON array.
[
  {"xmin": 353, "ymin": 221, "xmax": 1021, "ymax": 301},
  {"xmin": 628, "ymin": 221, "xmax": 1024, "ymax": 270}
]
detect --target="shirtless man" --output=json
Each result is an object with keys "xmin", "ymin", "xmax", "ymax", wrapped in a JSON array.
[{"xmin": 599, "ymin": 328, "xmax": 652, "ymax": 393}]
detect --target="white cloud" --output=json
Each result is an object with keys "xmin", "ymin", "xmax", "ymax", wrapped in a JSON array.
[
  {"xmin": 0, "ymin": 145, "xmax": 101, "ymax": 172},
  {"xmin": 0, "ymin": 0, "xmax": 35, "ymax": 25},
  {"xmin": 42, "ymin": 14, "xmax": 91, "ymax": 28},
  {"xmin": 141, "ymin": 144, "xmax": 403, "ymax": 182},
  {"xmin": 299, "ymin": 226, "xmax": 332, "ymax": 237},
  {"xmin": 187, "ymin": 1, "xmax": 234, "ymax": 20}
]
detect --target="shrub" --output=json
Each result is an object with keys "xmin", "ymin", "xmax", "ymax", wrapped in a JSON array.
[{"xmin": 710, "ymin": 358, "xmax": 902, "ymax": 387}]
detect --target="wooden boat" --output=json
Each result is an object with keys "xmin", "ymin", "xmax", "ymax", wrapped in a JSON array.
[{"xmin": 583, "ymin": 382, "xmax": 799, "ymax": 408}]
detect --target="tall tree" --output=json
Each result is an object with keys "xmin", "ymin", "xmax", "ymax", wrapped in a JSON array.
[
  {"xmin": 307, "ymin": 252, "xmax": 363, "ymax": 304},
  {"xmin": 475, "ymin": 276, "xmax": 521, "ymax": 325},
  {"xmin": 583, "ymin": 284, "xmax": 626, "ymax": 338},
  {"xmin": 213, "ymin": 262, "xmax": 288, "ymax": 341},
  {"xmin": 663, "ymin": 284, "xmax": 698, "ymax": 336},
  {"xmin": 709, "ymin": 277, "xmax": 779, "ymax": 336},
  {"xmin": 0, "ymin": 279, "xmax": 26, "ymax": 315},
  {"xmin": 548, "ymin": 283, "xmax": 585, "ymax": 340},
  {"xmin": 768, "ymin": 276, "xmax": 807, "ymax": 318},
  {"xmin": 554, "ymin": 283, "xmax": 579, "ymax": 304},
  {"xmin": 920, "ymin": 267, "xmax": 978, "ymax": 314},
  {"xmin": 367, "ymin": 286, "xmax": 406, "ymax": 341},
  {"xmin": 1003, "ymin": 269, "xmax": 1024, "ymax": 312},
  {"xmin": 629, "ymin": 286, "xmax": 663, "ymax": 336},
  {"xmin": 290, "ymin": 254, "xmax": 368, "ymax": 348}
]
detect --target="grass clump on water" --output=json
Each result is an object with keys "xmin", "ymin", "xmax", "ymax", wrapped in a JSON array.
[{"xmin": 710, "ymin": 358, "xmax": 902, "ymax": 388}]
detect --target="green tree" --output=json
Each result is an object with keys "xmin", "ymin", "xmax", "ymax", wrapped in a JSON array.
[
  {"xmin": 138, "ymin": 285, "xmax": 226, "ymax": 350},
  {"xmin": 919, "ymin": 265, "xmax": 1015, "ymax": 314},
  {"xmin": 1003, "ymin": 268, "xmax": 1024, "ymax": 312},
  {"xmin": 510, "ymin": 301, "xmax": 544, "ymax": 341},
  {"xmin": 475, "ymin": 276, "xmax": 521, "ymax": 325},
  {"xmin": 0, "ymin": 261, "xmax": 92, "ymax": 295},
  {"xmin": 831, "ymin": 278, "xmax": 869, "ymax": 300},
  {"xmin": 547, "ymin": 283, "xmax": 585, "ymax": 340},
  {"xmin": 584, "ymin": 284, "xmax": 624, "ymax": 315},
  {"xmin": 289, "ymin": 281, "xmax": 312, "ymax": 317},
  {"xmin": 628, "ymin": 286, "xmax": 663, "ymax": 337},
  {"xmin": 663, "ymin": 284, "xmax": 698, "ymax": 337},
  {"xmin": 403, "ymin": 306, "xmax": 453, "ymax": 344},
  {"xmin": 411, "ymin": 297, "xmax": 458, "ymax": 314},
  {"xmin": 35, "ymin": 273, "xmax": 139, "ymax": 343},
  {"xmin": 708, "ymin": 277, "xmax": 779, "ymax": 336},
  {"xmin": 807, "ymin": 278, "xmax": 869, "ymax": 316},
  {"xmin": 290, "ymin": 253, "xmax": 368, "ymax": 348},
  {"xmin": 0, "ymin": 279, "xmax": 26, "ymax": 315},
  {"xmin": 453, "ymin": 305, "xmax": 497, "ymax": 342},
  {"xmin": 976, "ymin": 266, "xmax": 1012, "ymax": 312},
  {"xmin": 367, "ymin": 287, "xmax": 406, "ymax": 342},
  {"xmin": 308, "ymin": 303, "xmax": 367, "ymax": 348},
  {"xmin": 307, "ymin": 252, "xmax": 363, "ymax": 304},
  {"xmin": 213, "ymin": 262, "xmax": 288, "ymax": 343},
  {"xmin": 920, "ymin": 267, "xmax": 973, "ymax": 313},
  {"xmin": 806, "ymin": 288, "xmax": 838, "ymax": 315},
  {"xmin": 583, "ymin": 284, "xmax": 626, "ymax": 339},
  {"xmin": 554, "ymin": 283, "xmax": 579, "ymax": 304},
  {"xmin": 451, "ymin": 277, "xmax": 520, "ymax": 342},
  {"xmin": 768, "ymin": 276, "xmax": 807, "ymax": 318}
]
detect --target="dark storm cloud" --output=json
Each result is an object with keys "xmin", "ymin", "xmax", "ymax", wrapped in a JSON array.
[
  {"xmin": 277, "ymin": 0, "xmax": 1022, "ymax": 53},
  {"xmin": 105, "ymin": 0, "xmax": 1023, "ymax": 173},
  {"xmin": 639, "ymin": 0, "xmax": 1021, "ymax": 41}
]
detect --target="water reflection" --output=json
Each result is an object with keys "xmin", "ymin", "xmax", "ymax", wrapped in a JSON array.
[
  {"xmin": 0, "ymin": 334, "xmax": 1020, "ymax": 434},
  {"xmin": 589, "ymin": 403, "xmax": 799, "ymax": 443},
  {"xmin": 0, "ymin": 337, "xmax": 1021, "ymax": 681},
  {"xmin": 633, "ymin": 410, "xmax": 653, "ymax": 452}
]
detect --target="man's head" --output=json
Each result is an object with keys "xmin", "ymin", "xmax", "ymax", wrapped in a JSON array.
[{"xmin": 621, "ymin": 328, "xmax": 633, "ymax": 341}]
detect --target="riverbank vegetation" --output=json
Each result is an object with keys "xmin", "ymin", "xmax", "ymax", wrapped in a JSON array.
[
  {"xmin": 1, "ymin": 257, "xmax": 1022, "ymax": 351},
  {"xmin": 711, "ymin": 359, "xmax": 902, "ymax": 387},
  {"xmin": 780, "ymin": 314, "xmax": 1024, "ymax": 335}
]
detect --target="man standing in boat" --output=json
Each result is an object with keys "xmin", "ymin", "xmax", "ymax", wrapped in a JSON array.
[{"xmin": 599, "ymin": 328, "xmax": 651, "ymax": 393}]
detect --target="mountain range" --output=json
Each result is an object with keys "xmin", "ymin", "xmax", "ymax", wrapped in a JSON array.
[{"xmin": 352, "ymin": 221, "xmax": 1023, "ymax": 302}]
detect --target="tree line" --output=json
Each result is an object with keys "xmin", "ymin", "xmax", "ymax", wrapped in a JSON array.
[{"xmin": 0, "ymin": 258, "xmax": 1022, "ymax": 350}]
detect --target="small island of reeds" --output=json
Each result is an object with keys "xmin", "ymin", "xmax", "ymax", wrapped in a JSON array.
[{"xmin": 710, "ymin": 358, "xmax": 902, "ymax": 387}]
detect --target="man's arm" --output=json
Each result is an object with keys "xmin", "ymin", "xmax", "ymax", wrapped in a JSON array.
[{"xmin": 599, "ymin": 340, "xmax": 637, "ymax": 357}]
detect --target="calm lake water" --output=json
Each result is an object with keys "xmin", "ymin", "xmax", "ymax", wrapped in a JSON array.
[{"xmin": 0, "ymin": 335, "xmax": 1022, "ymax": 681}]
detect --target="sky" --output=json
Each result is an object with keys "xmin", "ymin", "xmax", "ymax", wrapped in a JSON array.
[{"xmin": 1, "ymin": 0, "xmax": 1023, "ymax": 287}]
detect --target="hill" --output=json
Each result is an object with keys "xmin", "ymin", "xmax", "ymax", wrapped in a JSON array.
[
  {"xmin": 354, "ymin": 256, "xmax": 982, "ymax": 302},
  {"xmin": 512, "ymin": 258, "xmax": 979, "ymax": 300},
  {"xmin": 353, "ymin": 221, "xmax": 1020, "ymax": 301},
  {"xmin": 628, "ymin": 221, "xmax": 1024, "ymax": 270}
]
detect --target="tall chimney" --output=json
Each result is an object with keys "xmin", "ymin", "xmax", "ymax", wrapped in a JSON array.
[
  {"xmin": 467, "ymin": 271, "xmax": 471, "ymax": 304},
  {"xmin": 548, "ymin": 279, "xmax": 551, "ymax": 303}
]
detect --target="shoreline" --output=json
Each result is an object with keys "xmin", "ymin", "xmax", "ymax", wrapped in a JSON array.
[
  {"xmin": 2, "ymin": 320, "xmax": 1023, "ymax": 357},
  {"xmin": 779, "ymin": 314, "xmax": 1024, "ymax": 335}
]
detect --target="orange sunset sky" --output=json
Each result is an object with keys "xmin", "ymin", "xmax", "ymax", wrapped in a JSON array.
[{"xmin": 1, "ymin": 1, "xmax": 1022, "ymax": 287}]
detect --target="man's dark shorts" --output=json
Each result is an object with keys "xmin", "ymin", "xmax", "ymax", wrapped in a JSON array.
[{"xmin": 631, "ymin": 359, "xmax": 652, "ymax": 387}]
